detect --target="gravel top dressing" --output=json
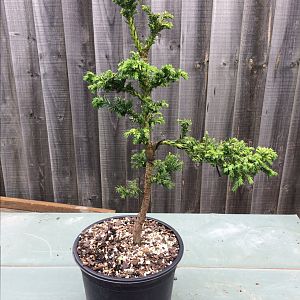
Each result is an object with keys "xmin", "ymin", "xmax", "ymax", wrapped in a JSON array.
[{"xmin": 77, "ymin": 217, "xmax": 179, "ymax": 278}]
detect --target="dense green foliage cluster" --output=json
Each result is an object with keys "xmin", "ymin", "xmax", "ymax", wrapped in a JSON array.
[
  {"xmin": 84, "ymin": 0, "xmax": 277, "ymax": 200},
  {"xmin": 84, "ymin": 51, "xmax": 187, "ymax": 133},
  {"xmin": 116, "ymin": 180, "xmax": 141, "ymax": 199},
  {"xmin": 85, "ymin": 52, "xmax": 187, "ymax": 95},
  {"xmin": 111, "ymin": 0, "xmax": 174, "ymax": 55},
  {"xmin": 152, "ymin": 153, "xmax": 183, "ymax": 189},
  {"xmin": 163, "ymin": 130, "xmax": 277, "ymax": 191}
]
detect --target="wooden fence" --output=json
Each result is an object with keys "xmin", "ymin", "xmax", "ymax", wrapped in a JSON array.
[{"xmin": 1, "ymin": 0, "xmax": 300, "ymax": 214}]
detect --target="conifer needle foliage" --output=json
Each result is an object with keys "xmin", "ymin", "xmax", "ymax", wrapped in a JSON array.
[{"xmin": 84, "ymin": 0, "xmax": 277, "ymax": 244}]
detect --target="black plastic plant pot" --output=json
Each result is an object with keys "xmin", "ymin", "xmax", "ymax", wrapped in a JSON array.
[{"xmin": 73, "ymin": 215, "xmax": 184, "ymax": 300}]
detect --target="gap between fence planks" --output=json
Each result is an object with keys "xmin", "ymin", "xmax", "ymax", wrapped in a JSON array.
[{"xmin": 0, "ymin": 197, "xmax": 115, "ymax": 213}]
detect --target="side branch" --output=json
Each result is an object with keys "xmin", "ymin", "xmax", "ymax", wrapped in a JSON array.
[
  {"xmin": 160, "ymin": 134, "xmax": 278, "ymax": 191},
  {"xmin": 127, "ymin": 16, "xmax": 144, "ymax": 54}
]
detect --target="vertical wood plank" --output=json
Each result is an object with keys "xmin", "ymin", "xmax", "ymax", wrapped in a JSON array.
[
  {"xmin": 61, "ymin": 0, "xmax": 102, "ymax": 207},
  {"xmin": 251, "ymin": 0, "xmax": 300, "ymax": 213},
  {"xmin": 4, "ymin": 0, "xmax": 54, "ymax": 201},
  {"xmin": 0, "ymin": 1, "xmax": 30, "ymax": 199},
  {"xmin": 178, "ymin": 0, "xmax": 213, "ymax": 212},
  {"xmin": 277, "ymin": 69, "xmax": 300, "ymax": 214},
  {"xmin": 225, "ymin": 0, "xmax": 276, "ymax": 213},
  {"xmin": 200, "ymin": 0, "xmax": 244, "ymax": 213},
  {"xmin": 151, "ymin": 0, "xmax": 182, "ymax": 213},
  {"xmin": 32, "ymin": 0, "xmax": 78, "ymax": 204},
  {"xmin": 0, "ymin": 160, "xmax": 5, "ymax": 196},
  {"xmin": 92, "ymin": 0, "xmax": 127, "ymax": 212}
]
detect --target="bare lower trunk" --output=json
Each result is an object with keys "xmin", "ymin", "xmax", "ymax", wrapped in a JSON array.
[{"xmin": 133, "ymin": 145, "xmax": 154, "ymax": 244}]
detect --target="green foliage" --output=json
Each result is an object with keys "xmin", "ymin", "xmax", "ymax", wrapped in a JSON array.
[
  {"xmin": 84, "ymin": 52, "xmax": 187, "ymax": 96},
  {"xmin": 178, "ymin": 119, "xmax": 192, "ymax": 138},
  {"xmin": 112, "ymin": 1, "xmax": 174, "ymax": 54},
  {"xmin": 112, "ymin": 0, "xmax": 139, "ymax": 19},
  {"xmin": 84, "ymin": 0, "xmax": 278, "ymax": 199},
  {"xmin": 84, "ymin": 70, "xmax": 134, "ymax": 95},
  {"xmin": 156, "ymin": 64, "xmax": 188, "ymax": 88},
  {"xmin": 84, "ymin": 51, "xmax": 187, "ymax": 132},
  {"xmin": 131, "ymin": 150, "xmax": 147, "ymax": 169},
  {"xmin": 142, "ymin": 5, "xmax": 174, "ymax": 51},
  {"xmin": 124, "ymin": 128, "xmax": 150, "ymax": 144},
  {"xmin": 142, "ymin": 99, "xmax": 169, "ymax": 127},
  {"xmin": 91, "ymin": 96, "xmax": 144, "ymax": 124},
  {"xmin": 151, "ymin": 153, "xmax": 183, "ymax": 189},
  {"xmin": 116, "ymin": 179, "xmax": 141, "ymax": 199},
  {"xmin": 163, "ymin": 132, "xmax": 278, "ymax": 191}
]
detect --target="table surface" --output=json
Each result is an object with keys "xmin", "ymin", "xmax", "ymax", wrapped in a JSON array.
[{"xmin": 1, "ymin": 213, "xmax": 300, "ymax": 300}]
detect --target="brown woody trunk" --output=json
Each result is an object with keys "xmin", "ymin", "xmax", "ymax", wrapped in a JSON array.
[
  {"xmin": 132, "ymin": 47, "xmax": 152, "ymax": 244},
  {"xmin": 133, "ymin": 144, "xmax": 154, "ymax": 244}
]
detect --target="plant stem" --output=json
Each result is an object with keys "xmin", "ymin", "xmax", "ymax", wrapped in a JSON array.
[
  {"xmin": 132, "ymin": 98, "xmax": 152, "ymax": 245},
  {"xmin": 133, "ymin": 143, "xmax": 155, "ymax": 244},
  {"xmin": 128, "ymin": 16, "xmax": 143, "ymax": 53},
  {"xmin": 133, "ymin": 160, "xmax": 154, "ymax": 244},
  {"xmin": 127, "ymin": 14, "xmax": 154, "ymax": 244}
]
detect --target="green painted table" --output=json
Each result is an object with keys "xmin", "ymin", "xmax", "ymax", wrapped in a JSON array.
[{"xmin": 1, "ymin": 213, "xmax": 300, "ymax": 299}]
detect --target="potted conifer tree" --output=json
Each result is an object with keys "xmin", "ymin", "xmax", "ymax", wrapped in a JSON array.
[{"xmin": 73, "ymin": 1, "xmax": 278, "ymax": 299}]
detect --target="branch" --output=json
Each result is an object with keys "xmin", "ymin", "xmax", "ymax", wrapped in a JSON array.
[
  {"xmin": 124, "ymin": 83, "xmax": 144, "ymax": 101},
  {"xmin": 116, "ymin": 179, "xmax": 141, "ymax": 199},
  {"xmin": 141, "ymin": 5, "xmax": 174, "ymax": 53},
  {"xmin": 161, "ymin": 134, "xmax": 278, "ymax": 191},
  {"xmin": 91, "ymin": 96, "xmax": 142, "ymax": 123},
  {"xmin": 151, "ymin": 153, "xmax": 183, "ymax": 189},
  {"xmin": 155, "ymin": 139, "xmax": 165, "ymax": 150},
  {"xmin": 127, "ymin": 16, "xmax": 144, "ymax": 53}
]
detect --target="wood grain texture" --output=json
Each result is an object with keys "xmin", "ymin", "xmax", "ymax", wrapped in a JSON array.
[
  {"xmin": 151, "ymin": 0, "xmax": 182, "ymax": 213},
  {"xmin": 1, "ymin": 1, "xmax": 30, "ymax": 199},
  {"xmin": 0, "ymin": 161, "xmax": 5, "ymax": 196},
  {"xmin": 31, "ymin": 0, "xmax": 78, "ymax": 204},
  {"xmin": 92, "ymin": 0, "xmax": 127, "ymax": 212},
  {"xmin": 4, "ymin": 0, "xmax": 54, "ymax": 201},
  {"xmin": 61, "ymin": 0, "xmax": 101, "ymax": 207},
  {"xmin": 178, "ymin": 0, "xmax": 213, "ymax": 212},
  {"xmin": 225, "ymin": 0, "xmax": 276, "ymax": 213},
  {"xmin": 0, "ymin": 196, "xmax": 115, "ymax": 212},
  {"xmin": 277, "ymin": 68, "xmax": 300, "ymax": 214},
  {"xmin": 200, "ymin": 0, "xmax": 244, "ymax": 213},
  {"xmin": 251, "ymin": 0, "xmax": 300, "ymax": 213}
]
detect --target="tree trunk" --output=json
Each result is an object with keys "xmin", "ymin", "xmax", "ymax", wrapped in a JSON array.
[{"xmin": 133, "ymin": 159, "xmax": 154, "ymax": 244}]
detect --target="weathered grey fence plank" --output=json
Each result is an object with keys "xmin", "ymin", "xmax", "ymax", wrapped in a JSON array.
[
  {"xmin": 31, "ymin": 0, "xmax": 78, "ymax": 204},
  {"xmin": 151, "ymin": 0, "xmax": 182, "ymax": 213},
  {"xmin": 200, "ymin": 0, "xmax": 244, "ymax": 213},
  {"xmin": 251, "ymin": 0, "xmax": 300, "ymax": 213},
  {"xmin": 4, "ymin": 0, "xmax": 54, "ymax": 201},
  {"xmin": 277, "ymin": 68, "xmax": 300, "ymax": 214},
  {"xmin": 92, "ymin": 0, "xmax": 127, "ymax": 211},
  {"xmin": 178, "ymin": 0, "xmax": 213, "ymax": 212},
  {"xmin": 0, "ymin": 160, "xmax": 5, "ymax": 196},
  {"xmin": 0, "ymin": 1, "xmax": 30, "ymax": 199},
  {"xmin": 225, "ymin": 0, "xmax": 276, "ymax": 213},
  {"xmin": 61, "ymin": 0, "xmax": 101, "ymax": 207}
]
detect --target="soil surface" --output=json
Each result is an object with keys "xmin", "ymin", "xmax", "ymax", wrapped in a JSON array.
[{"xmin": 77, "ymin": 217, "xmax": 180, "ymax": 278}]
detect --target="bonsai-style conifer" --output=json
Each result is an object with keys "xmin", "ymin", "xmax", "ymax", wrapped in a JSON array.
[{"xmin": 84, "ymin": 0, "xmax": 277, "ymax": 244}]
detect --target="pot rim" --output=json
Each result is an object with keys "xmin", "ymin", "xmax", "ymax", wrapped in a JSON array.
[{"xmin": 73, "ymin": 215, "xmax": 184, "ymax": 284}]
